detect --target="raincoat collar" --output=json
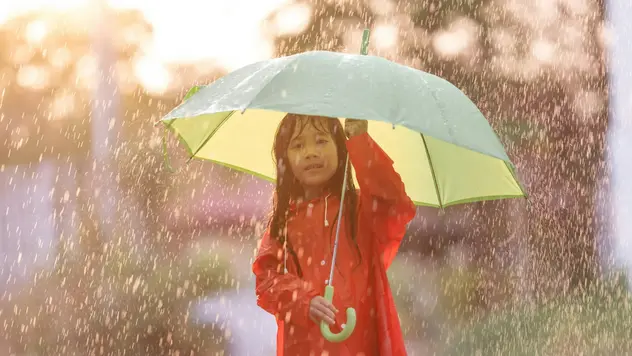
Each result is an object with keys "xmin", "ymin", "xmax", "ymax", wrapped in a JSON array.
[{"xmin": 288, "ymin": 190, "xmax": 338, "ymax": 212}]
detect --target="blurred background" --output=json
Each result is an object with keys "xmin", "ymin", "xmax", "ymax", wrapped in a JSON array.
[{"xmin": 0, "ymin": 0, "xmax": 630, "ymax": 354}]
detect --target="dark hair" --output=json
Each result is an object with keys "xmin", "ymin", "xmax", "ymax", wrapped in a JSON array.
[{"xmin": 268, "ymin": 114, "xmax": 360, "ymax": 277}]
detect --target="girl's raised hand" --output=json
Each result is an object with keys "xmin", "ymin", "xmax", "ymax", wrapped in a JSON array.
[
  {"xmin": 309, "ymin": 296, "xmax": 338, "ymax": 325},
  {"xmin": 345, "ymin": 118, "xmax": 368, "ymax": 138}
]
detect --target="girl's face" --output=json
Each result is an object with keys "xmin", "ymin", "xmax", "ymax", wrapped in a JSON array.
[{"xmin": 286, "ymin": 117, "xmax": 339, "ymax": 196}]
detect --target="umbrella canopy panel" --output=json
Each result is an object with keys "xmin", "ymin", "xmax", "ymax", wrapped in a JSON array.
[{"xmin": 164, "ymin": 110, "xmax": 525, "ymax": 208}]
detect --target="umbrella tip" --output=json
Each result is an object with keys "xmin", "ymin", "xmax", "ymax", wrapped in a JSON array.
[{"xmin": 360, "ymin": 29, "xmax": 370, "ymax": 55}]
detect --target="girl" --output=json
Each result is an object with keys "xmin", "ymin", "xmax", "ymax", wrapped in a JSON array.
[{"xmin": 252, "ymin": 114, "xmax": 416, "ymax": 356}]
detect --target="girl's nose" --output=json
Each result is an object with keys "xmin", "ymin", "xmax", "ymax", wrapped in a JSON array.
[
  {"xmin": 303, "ymin": 145, "xmax": 320, "ymax": 158},
  {"xmin": 305, "ymin": 151, "xmax": 319, "ymax": 159}
]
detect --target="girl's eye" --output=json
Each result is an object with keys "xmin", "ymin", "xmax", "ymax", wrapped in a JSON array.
[
  {"xmin": 316, "ymin": 138, "xmax": 328, "ymax": 144},
  {"xmin": 291, "ymin": 143, "xmax": 303, "ymax": 150}
]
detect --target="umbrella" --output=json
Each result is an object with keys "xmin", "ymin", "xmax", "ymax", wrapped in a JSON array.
[{"xmin": 157, "ymin": 29, "xmax": 526, "ymax": 342}]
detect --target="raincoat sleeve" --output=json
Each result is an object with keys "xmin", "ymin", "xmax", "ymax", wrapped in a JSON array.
[
  {"xmin": 252, "ymin": 229, "xmax": 319, "ymax": 327},
  {"xmin": 346, "ymin": 132, "xmax": 416, "ymax": 269}
]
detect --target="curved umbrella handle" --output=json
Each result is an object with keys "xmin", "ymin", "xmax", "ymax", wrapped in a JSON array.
[{"xmin": 320, "ymin": 285, "xmax": 356, "ymax": 342}]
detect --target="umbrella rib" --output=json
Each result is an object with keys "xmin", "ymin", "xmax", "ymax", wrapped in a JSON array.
[
  {"xmin": 504, "ymin": 161, "xmax": 529, "ymax": 200},
  {"xmin": 240, "ymin": 56, "xmax": 299, "ymax": 112},
  {"xmin": 420, "ymin": 133, "xmax": 443, "ymax": 209},
  {"xmin": 187, "ymin": 111, "xmax": 237, "ymax": 162}
]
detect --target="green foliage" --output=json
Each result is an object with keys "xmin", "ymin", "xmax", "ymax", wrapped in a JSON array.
[
  {"xmin": 388, "ymin": 256, "xmax": 493, "ymax": 347},
  {"xmin": 0, "ymin": 237, "xmax": 234, "ymax": 355},
  {"xmin": 388, "ymin": 256, "xmax": 428, "ymax": 339},
  {"xmin": 446, "ymin": 271, "xmax": 632, "ymax": 355}
]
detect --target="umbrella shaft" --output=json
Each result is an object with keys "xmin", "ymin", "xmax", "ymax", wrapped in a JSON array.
[{"xmin": 328, "ymin": 154, "xmax": 350, "ymax": 286}]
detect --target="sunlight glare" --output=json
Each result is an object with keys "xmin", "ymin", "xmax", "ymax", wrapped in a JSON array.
[
  {"xmin": 272, "ymin": 3, "xmax": 311, "ymax": 36},
  {"xmin": 373, "ymin": 24, "xmax": 398, "ymax": 50},
  {"xmin": 25, "ymin": 20, "xmax": 49, "ymax": 44},
  {"xmin": 133, "ymin": 56, "xmax": 171, "ymax": 95},
  {"xmin": 0, "ymin": 0, "xmax": 90, "ymax": 24},
  {"xmin": 432, "ymin": 18, "xmax": 478, "ymax": 57},
  {"xmin": 2, "ymin": 0, "xmax": 293, "ymax": 72},
  {"xmin": 531, "ymin": 39, "xmax": 556, "ymax": 63}
]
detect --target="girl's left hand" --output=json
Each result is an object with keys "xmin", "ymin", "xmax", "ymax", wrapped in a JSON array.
[{"xmin": 345, "ymin": 119, "xmax": 368, "ymax": 138}]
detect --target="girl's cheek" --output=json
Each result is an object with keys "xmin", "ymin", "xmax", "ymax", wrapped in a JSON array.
[
  {"xmin": 329, "ymin": 150, "xmax": 339, "ymax": 163},
  {"xmin": 292, "ymin": 155, "xmax": 302, "ymax": 166}
]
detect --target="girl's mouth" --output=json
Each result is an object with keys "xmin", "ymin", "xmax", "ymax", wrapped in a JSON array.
[{"xmin": 304, "ymin": 163, "xmax": 324, "ymax": 171}]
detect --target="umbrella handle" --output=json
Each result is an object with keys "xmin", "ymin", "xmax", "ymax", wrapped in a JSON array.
[{"xmin": 320, "ymin": 285, "xmax": 356, "ymax": 342}]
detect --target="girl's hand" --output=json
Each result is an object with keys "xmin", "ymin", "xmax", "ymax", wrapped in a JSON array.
[
  {"xmin": 309, "ymin": 296, "xmax": 338, "ymax": 325},
  {"xmin": 345, "ymin": 118, "xmax": 368, "ymax": 138}
]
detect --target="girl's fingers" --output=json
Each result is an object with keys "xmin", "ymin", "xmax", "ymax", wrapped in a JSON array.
[
  {"xmin": 319, "ymin": 299, "xmax": 338, "ymax": 314},
  {"xmin": 315, "ymin": 304, "xmax": 336, "ymax": 321},
  {"xmin": 311, "ymin": 304, "xmax": 336, "ymax": 325},
  {"xmin": 323, "ymin": 314, "xmax": 336, "ymax": 325},
  {"xmin": 322, "ymin": 302, "xmax": 339, "ymax": 318},
  {"xmin": 312, "ymin": 310, "xmax": 334, "ymax": 325}
]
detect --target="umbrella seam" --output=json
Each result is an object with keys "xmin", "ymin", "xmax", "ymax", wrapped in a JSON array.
[
  {"xmin": 240, "ymin": 56, "xmax": 299, "ymax": 112},
  {"xmin": 504, "ymin": 161, "xmax": 529, "ymax": 199},
  {"xmin": 420, "ymin": 133, "xmax": 443, "ymax": 209},
  {"xmin": 159, "ymin": 85, "xmax": 209, "ymax": 124},
  {"xmin": 417, "ymin": 76, "xmax": 456, "ymax": 143},
  {"xmin": 187, "ymin": 111, "xmax": 237, "ymax": 162}
]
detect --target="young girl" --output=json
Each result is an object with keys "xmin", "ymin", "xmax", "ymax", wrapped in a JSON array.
[{"xmin": 252, "ymin": 114, "xmax": 416, "ymax": 356}]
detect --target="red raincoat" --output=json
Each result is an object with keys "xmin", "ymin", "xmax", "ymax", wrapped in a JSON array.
[{"xmin": 252, "ymin": 132, "xmax": 416, "ymax": 356}]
